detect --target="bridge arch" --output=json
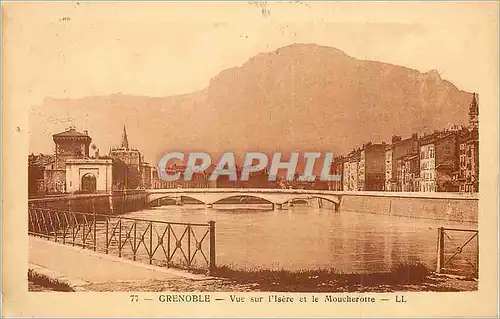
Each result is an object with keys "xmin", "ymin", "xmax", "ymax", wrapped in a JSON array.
[
  {"xmin": 180, "ymin": 195, "xmax": 205, "ymax": 204},
  {"xmin": 147, "ymin": 193, "xmax": 208, "ymax": 205},
  {"xmin": 286, "ymin": 195, "xmax": 339, "ymax": 205},
  {"xmin": 211, "ymin": 195, "xmax": 274, "ymax": 205}
]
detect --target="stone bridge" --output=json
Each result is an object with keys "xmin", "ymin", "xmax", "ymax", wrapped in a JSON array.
[{"xmin": 146, "ymin": 188, "xmax": 342, "ymax": 210}]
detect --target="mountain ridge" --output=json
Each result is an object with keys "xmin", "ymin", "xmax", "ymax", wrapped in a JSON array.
[{"xmin": 31, "ymin": 43, "xmax": 473, "ymax": 165}]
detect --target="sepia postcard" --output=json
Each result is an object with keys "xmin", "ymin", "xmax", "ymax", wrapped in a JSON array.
[{"xmin": 2, "ymin": 1, "xmax": 499, "ymax": 318}]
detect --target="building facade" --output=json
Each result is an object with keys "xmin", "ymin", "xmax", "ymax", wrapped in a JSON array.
[
  {"xmin": 465, "ymin": 93, "xmax": 479, "ymax": 192},
  {"xmin": 402, "ymin": 153, "xmax": 420, "ymax": 192},
  {"xmin": 419, "ymin": 130, "xmax": 460, "ymax": 192},
  {"xmin": 454, "ymin": 129, "xmax": 478, "ymax": 192},
  {"xmin": 346, "ymin": 150, "xmax": 360, "ymax": 191},
  {"xmin": 419, "ymin": 142, "xmax": 435, "ymax": 192},
  {"xmin": 53, "ymin": 126, "xmax": 92, "ymax": 169},
  {"xmin": 28, "ymin": 154, "xmax": 55, "ymax": 197},
  {"xmin": 362, "ymin": 142, "xmax": 386, "ymax": 191},
  {"xmin": 29, "ymin": 127, "xmax": 118, "ymax": 194},
  {"xmin": 342, "ymin": 143, "xmax": 385, "ymax": 191},
  {"xmin": 329, "ymin": 156, "xmax": 345, "ymax": 191},
  {"xmin": 464, "ymin": 128, "xmax": 479, "ymax": 192},
  {"xmin": 43, "ymin": 126, "xmax": 93, "ymax": 193},
  {"xmin": 65, "ymin": 158, "xmax": 113, "ymax": 193},
  {"xmin": 385, "ymin": 134, "xmax": 419, "ymax": 191},
  {"xmin": 110, "ymin": 126, "xmax": 152, "ymax": 190},
  {"xmin": 384, "ymin": 145, "xmax": 393, "ymax": 191}
]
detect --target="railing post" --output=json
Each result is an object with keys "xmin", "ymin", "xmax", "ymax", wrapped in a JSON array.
[
  {"xmin": 187, "ymin": 225, "xmax": 191, "ymax": 268},
  {"xmin": 476, "ymin": 231, "xmax": 479, "ymax": 279},
  {"xmin": 93, "ymin": 212, "xmax": 97, "ymax": 251},
  {"xmin": 167, "ymin": 224, "xmax": 171, "ymax": 267},
  {"xmin": 208, "ymin": 220, "xmax": 216, "ymax": 275},
  {"xmin": 71, "ymin": 212, "xmax": 76, "ymax": 246},
  {"xmin": 133, "ymin": 222, "xmax": 137, "ymax": 261},
  {"xmin": 62, "ymin": 212, "xmax": 66, "ymax": 244},
  {"xmin": 105, "ymin": 218, "xmax": 109, "ymax": 254},
  {"xmin": 118, "ymin": 219, "xmax": 122, "ymax": 257},
  {"xmin": 82, "ymin": 216, "xmax": 86, "ymax": 249},
  {"xmin": 436, "ymin": 227, "xmax": 445, "ymax": 273},
  {"xmin": 149, "ymin": 223, "xmax": 153, "ymax": 265}
]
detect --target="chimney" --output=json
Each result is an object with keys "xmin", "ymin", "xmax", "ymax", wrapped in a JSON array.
[
  {"xmin": 412, "ymin": 133, "xmax": 418, "ymax": 139},
  {"xmin": 84, "ymin": 130, "xmax": 88, "ymax": 136}
]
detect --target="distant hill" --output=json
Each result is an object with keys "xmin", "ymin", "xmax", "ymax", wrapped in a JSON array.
[{"xmin": 30, "ymin": 43, "xmax": 473, "ymax": 165}]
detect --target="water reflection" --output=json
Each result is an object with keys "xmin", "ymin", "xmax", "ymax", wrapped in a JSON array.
[{"xmin": 124, "ymin": 205, "xmax": 476, "ymax": 273}]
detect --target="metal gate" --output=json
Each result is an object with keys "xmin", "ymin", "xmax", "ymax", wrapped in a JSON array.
[{"xmin": 436, "ymin": 227, "xmax": 478, "ymax": 278}]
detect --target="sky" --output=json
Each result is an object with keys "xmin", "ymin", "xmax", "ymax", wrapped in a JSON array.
[{"xmin": 3, "ymin": 1, "xmax": 498, "ymax": 110}]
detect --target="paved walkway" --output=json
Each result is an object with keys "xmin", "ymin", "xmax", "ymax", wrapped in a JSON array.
[{"xmin": 29, "ymin": 236, "xmax": 208, "ymax": 289}]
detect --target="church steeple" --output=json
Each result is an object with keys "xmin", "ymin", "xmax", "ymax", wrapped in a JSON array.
[
  {"xmin": 469, "ymin": 93, "xmax": 479, "ymax": 129},
  {"xmin": 121, "ymin": 125, "xmax": 129, "ymax": 150}
]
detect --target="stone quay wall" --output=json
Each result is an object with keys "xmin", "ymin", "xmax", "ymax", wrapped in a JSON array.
[
  {"xmin": 339, "ymin": 192, "xmax": 478, "ymax": 223},
  {"xmin": 28, "ymin": 190, "xmax": 148, "ymax": 215}
]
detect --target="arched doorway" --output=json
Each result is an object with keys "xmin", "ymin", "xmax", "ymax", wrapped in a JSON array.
[{"xmin": 81, "ymin": 173, "xmax": 97, "ymax": 193}]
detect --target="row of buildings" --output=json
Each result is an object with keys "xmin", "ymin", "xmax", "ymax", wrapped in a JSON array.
[
  {"xmin": 28, "ymin": 94, "xmax": 479, "ymax": 196},
  {"xmin": 329, "ymin": 93, "xmax": 479, "ymax": 193}
]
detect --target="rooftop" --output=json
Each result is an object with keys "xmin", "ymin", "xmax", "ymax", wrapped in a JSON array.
[
  {"xmin": 53, "ymin": 126, "xmax": 91, "ymax": 139},
  {"xmin": 66, "ymin": 158, "xmax": 112, "ymax": 164}
]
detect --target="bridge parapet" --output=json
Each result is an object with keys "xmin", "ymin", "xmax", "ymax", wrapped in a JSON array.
[
  {"xmin": 147, "ymin": 188, "xmax": 343, "ymax": 196},
  {"xmin": 146, "ymin": 188, "xmax": 478, "ymax": 200},
  {"xmin": 146, "ymin": 188, "xmax": 341, "ymax": 207}
]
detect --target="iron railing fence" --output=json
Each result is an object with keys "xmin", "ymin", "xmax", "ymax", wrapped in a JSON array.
[
  {"xmin": 28, "ymin": 208, "xmax": 216, "ymax": 274},
  {"xmin": 436, "ymin": 227, "xmax": 478, "ymax": 278}
]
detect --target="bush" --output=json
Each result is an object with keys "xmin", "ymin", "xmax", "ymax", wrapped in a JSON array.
[
  {"xmin": 28, "ymin": 269, "xmax": 75, "ymax": 292},
  {"xmin": 390, "ymin": 262, "xmax": 430, "ymax": 284},
  {"xmin": 213, "ymin": 265, "xmax": 338, "ymax": 286}
]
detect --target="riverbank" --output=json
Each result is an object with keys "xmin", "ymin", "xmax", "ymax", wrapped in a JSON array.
[
  {"xmin": 28, "ymin": 190, "xmax": 148, "ymax": 215},
  {"xmin": 30, "ymin": 271, "xmax": 477, "ymax": 293},
  {"xmin": 340, "ymin": 192, "xmax": 478, "ymax": 223},
  {"xmin": 29, "ymin": 259, "xmax": 477, "ymax": 292}
]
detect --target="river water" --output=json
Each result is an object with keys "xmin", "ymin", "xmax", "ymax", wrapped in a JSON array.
[{"xmin": 123, "ymin": 204, "xmax": 477, "ymax": 274}]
